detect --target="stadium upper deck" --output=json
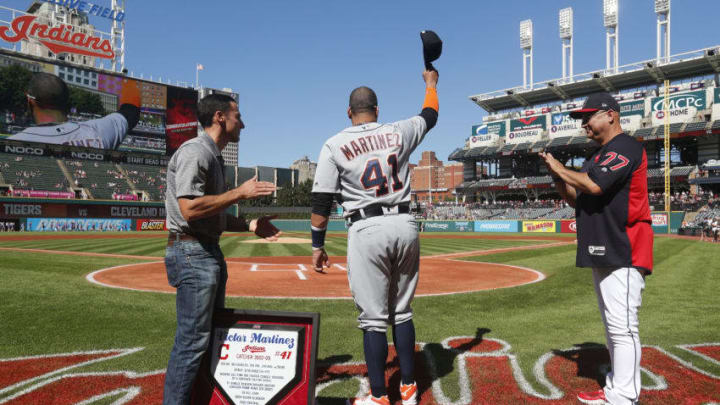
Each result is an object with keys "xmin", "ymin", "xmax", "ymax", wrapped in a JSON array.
[{"xmin": 452, "ymin": 47, "xmax": 720, "ymax": 176}]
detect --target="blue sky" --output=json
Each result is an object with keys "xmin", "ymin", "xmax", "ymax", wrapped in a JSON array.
[{"xmin": 3, "ymin": 0, "xmax": 719, "ymax": 168}]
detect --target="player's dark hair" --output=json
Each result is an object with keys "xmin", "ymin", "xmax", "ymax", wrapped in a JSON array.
[
  {"xmin": 349, "ymin": 86, "xmax": 377, "ymax": 114},
  {"xmin": 197, "ymin": 94, "xmax": 237, "ymax": 128},
  {"xmin": 27, "ymin": 72, "xmax": 70, "ymax": 114}
]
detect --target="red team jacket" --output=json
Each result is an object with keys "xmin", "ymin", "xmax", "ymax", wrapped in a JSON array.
[{"xmin": 576, "ymin": 133, "xmax": 654, "ymax": 272}]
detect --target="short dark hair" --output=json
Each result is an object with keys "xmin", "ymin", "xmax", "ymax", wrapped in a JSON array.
[
  {"xmin": 27, "ymin": 72, "xmax": 70, "ymax": 114},
  {"xmin": 197, "ymin": 94, "xmax": 237, "ymax": 128},
  {"xmin": 349, "ymin": 86, "xmax": 377, "ymax": 114}
]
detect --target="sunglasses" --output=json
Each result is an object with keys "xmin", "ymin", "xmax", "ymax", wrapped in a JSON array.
[{"xmin": 581, "ymin": 109, "xmax": 611, "ymax": 125}]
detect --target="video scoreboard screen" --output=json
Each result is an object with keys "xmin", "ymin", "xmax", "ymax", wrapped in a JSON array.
[{"xmin": 0, "ymin": 50, "xmax": 198, "ymax": 156}]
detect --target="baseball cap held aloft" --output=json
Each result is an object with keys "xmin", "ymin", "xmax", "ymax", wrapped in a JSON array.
[
  {"xmin": 420, "ymin": 30, "xmax": 442, "ymax": 72},
  {"xmin": 569, "ymin": 92, "xmax": 620, "ymax": 119}
]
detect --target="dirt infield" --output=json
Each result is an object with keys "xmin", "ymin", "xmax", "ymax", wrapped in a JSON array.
[
  {"xmin": 85, "ymin": 241, "xmax": 569, "ymax": 299},
  {"xmin": 0, "ymin": 232, "xmax": 572, "ymax": 298},
  {"xmin": 88, "ymin": 255, "xmax": 548, "ymax": 299}
]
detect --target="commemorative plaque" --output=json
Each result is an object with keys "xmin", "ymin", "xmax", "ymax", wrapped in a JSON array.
[{"xmin": 192, "ymin": 309, "xmax": 320, "ymax": 405}]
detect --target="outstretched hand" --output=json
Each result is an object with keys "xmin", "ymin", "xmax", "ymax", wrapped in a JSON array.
[
  {"xmin": 312, "ymin": 247, "xmax": 330, "ymax": 274},
  {"xmin": 235, "ymin": 176, "xmax": 276, "ymax": 200},
  {"xmin": 250, "ymin": 215, "xmax": 282, "ymax": 241}
]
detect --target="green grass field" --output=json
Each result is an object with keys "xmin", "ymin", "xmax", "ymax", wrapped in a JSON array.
[{"xmin": 0, "ymin": 232, "xmax": 718, "ymax": 404}]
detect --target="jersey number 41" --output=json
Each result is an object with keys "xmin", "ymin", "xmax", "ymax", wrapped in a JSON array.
[{"xmin": 361, "ymin": 154, "xmax": 403, "ymax": 197}]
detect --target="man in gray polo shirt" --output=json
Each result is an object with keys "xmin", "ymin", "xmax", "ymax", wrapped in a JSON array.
[{"xmin": 163, "ymin": 93, "xmax": 281, "ymax": 405}]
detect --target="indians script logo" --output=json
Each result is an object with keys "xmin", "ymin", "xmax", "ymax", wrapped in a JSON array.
[
  {"xmin": 0, "ymin": 15, "xmax": 115, "ymax": 59},
  {"xmin": 2, "ymin": 338, "xmax": 719, "ymax": 403},
  {"xmin": 242, "ymin": 345, "xmax": 266, "ymax": 353}
]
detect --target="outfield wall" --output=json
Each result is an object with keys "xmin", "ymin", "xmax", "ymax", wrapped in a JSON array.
[
  {"xmin": 266, "ymin": 212, "xmax": 685, "ymax": 235},
  {"xmin": 0, "ymin": 195, "xmax": 684, "ymax": 234}
]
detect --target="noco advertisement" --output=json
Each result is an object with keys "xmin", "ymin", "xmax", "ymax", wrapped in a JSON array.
[{"xmin": 0, "ymin": 49, "xmax": 198, "ymax": 156}]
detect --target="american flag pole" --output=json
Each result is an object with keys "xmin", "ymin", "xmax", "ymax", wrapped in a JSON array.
[{"xmin": 195, "ymin": 63, "xmax": 204, "ymax": 89}]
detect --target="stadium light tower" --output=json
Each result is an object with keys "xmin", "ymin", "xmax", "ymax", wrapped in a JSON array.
[
  {"xmin": 603, "ymin": 0, "xmax": 619, "ymax": 73},
  {"xmin": 655, "ymin": 0, "xmax": 670, "ymax": 64},
  {"xmin": 520, "ymin": 19, "xmax": 534, "ymax": 89},
  {"xmin": 111, "ymin": 0, "xmax": 126, "ymax": 72},
  {"xmin": 559, "ymin": 7, "xmax": 574, "ymax": 81}
]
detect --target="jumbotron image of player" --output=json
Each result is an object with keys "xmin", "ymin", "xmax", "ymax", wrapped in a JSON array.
[{"xmin": 9, "ymin": 72, "xmax": 141, "ymax": 149}]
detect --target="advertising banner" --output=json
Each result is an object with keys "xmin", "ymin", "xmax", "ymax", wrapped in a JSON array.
[
  {"xmin": 136, "ymin": 219, "xmax": 167, "ymax": 231},
  {"xmin": 619, "ymin": 99, "xmax": 645, "ymax": 131},
  {"xmin": 420, "ymin": 221, "xmax": 473, "ymax": 232},
  {"xmin": 559, "ymin": 220, "xmax": 577, "ymax": 233},
  {"xmin": 193, "ymin": 309, "xmax": 319, "ymax": 405},
  {"xmin": 549, "ymin": 112, "xmax": 582, "ymax": 138},
  {"xmin": 469, "ymin": 125, "xmax": 490, "ymax": 147},
  {"xmin": 27, "ymin": 218, "xmax": 132, "ymax": 232},
  {"xmin": 12, "ymin": 190, "xmax": 74, "ymax": 199},
  {"xmin": 507, "ymin": 115, "xmax": 546, "ymax": 144},
  {"xmin": 421, "ymin": 221, "xmax": 452, "ymax": 232},
  {"xmin": 474, "ymin": 220, "xmax": 520, "ymax": 233},
  {"xmin": 470, "ymin": 122, "xmax": 506, "ymax": 147},
  {"xmin": 713, "ymin": 88, "xmax": 720, "ymax": 122},
  {"xmin": 487, "ymin": 121, "xmax": 506, "ymax": 138},
  {"xmin": 522, "ymin": 220, "xmax": 556, "ymax": 233},
  {"xmin": 651, "ymin": 90, "xmax": 706, "ymax": 126},
  {"xmin": 452, "ymin": 221, "xmax": 474, "ymax": 232}
]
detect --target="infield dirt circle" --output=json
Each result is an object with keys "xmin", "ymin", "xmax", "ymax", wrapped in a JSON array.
[{"xmin": 88, "ymin": 240, "xmax": 568, "ymax": 299}]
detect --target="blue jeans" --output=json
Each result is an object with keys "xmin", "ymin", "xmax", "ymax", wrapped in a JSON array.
[{"xmin": 163, "ymin": 240, "xmax": 227, "ymax": 405}]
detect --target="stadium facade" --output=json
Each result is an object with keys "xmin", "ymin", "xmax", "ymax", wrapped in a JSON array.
[{"xmin": 451, "ymin": 45, "xmax": 720, "ymax": 208}]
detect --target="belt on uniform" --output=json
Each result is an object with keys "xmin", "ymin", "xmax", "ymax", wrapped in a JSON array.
[
  {"xmin": 347, "ymin": 203, "xmax": 410, "ymax": 225},
  {"xmin": 167, "ymin": 232, "xmax": 218, "ymax": 246}
]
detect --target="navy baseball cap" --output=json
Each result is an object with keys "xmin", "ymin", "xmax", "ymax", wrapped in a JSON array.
[{"xmin": 569, "ymin": 92, "xmax": 620, "ymax": 119}]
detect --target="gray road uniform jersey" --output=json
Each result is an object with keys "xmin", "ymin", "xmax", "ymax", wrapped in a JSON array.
[
  {"xmin": 312, "ymin": 116, "xmax": 430, "ymax": 332},
  {"xmin": 8, "ymin": 113, "xmax": 129, "ymax": 149}
]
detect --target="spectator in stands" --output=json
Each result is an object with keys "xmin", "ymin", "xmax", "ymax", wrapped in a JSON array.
[{"xmin": 8, "ymin": 72, "xmax": 141, "ymax": 150}]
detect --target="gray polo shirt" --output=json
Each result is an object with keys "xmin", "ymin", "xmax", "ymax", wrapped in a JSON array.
[{"xmin": 165, "ymin": 129, "xmax": 227, "ymax": 240}]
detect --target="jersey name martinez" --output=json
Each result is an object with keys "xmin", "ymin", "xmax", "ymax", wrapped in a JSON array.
[{"xmin": 340, "ymin": 132, "xmax": 402, "ymax": 161}]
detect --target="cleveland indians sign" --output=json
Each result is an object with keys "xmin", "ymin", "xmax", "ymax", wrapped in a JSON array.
[{"xmin": 0, "ymin": 15, "xmax": 114, "ymax": 59}]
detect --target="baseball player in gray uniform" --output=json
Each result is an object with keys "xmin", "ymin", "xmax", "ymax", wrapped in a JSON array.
[
  {"xmin": 311, "ymin": 69, "xmax": 439, "ymax": 405},
  {"xmin": 9, "ymin": 72, "xmax": 140, "ymax": 149}
]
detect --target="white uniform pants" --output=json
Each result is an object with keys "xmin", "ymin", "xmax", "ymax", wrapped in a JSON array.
[{"xmin": 592, "ymin": 267, "xmax": 646, "ymax": 405}]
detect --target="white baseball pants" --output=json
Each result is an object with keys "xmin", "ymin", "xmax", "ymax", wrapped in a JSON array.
[{"xmin": 592, "ymin": 267, "xmax": 646, "ymax": 405}]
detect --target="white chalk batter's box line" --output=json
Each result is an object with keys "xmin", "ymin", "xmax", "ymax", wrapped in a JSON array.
[
  {"xmin": 248, "ymin": 263, "xmax": 347, "ymax": 272},
  {"xmin": 248, "ymin": 263, "xmax": 347, "ymax": 280}
]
